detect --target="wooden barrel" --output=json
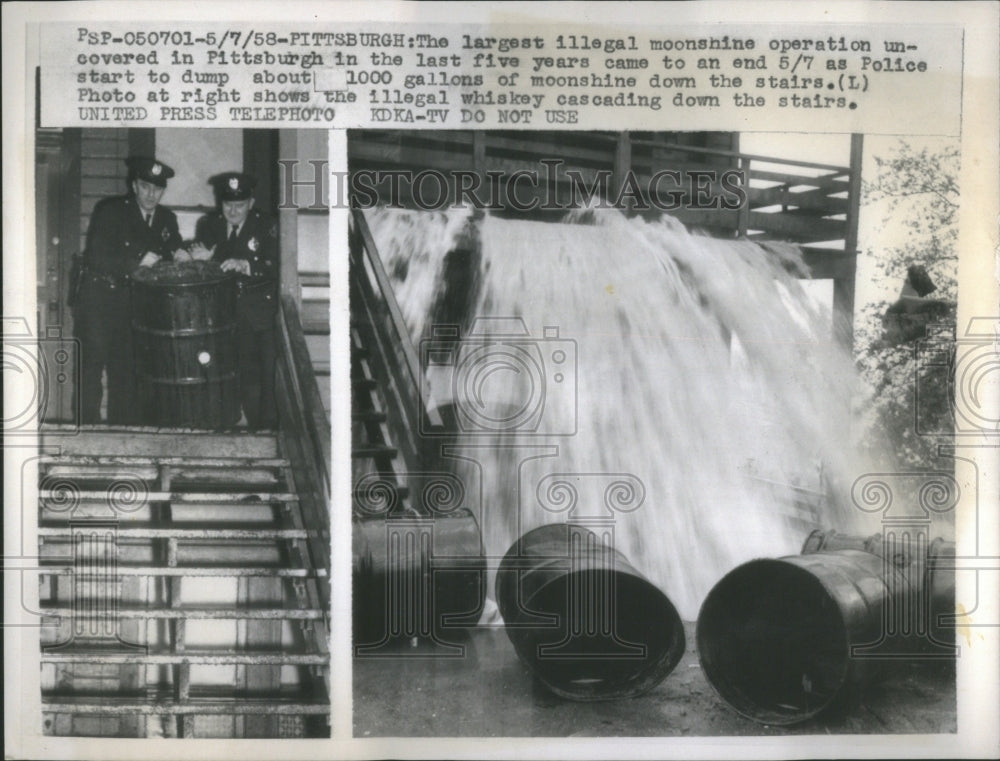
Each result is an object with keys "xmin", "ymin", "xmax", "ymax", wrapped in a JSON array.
[{"xmin": 131, "ymin": 261, "xmax": 240, "ymax": 428}]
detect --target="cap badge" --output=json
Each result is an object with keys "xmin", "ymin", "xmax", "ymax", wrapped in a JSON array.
[
  {"xmin": 229, "ymin": 177, "xmax": 240, "ymax": 190},
  {"xmin": 151, "ymin": 163, "xmax": 162, "ymax": 176}
]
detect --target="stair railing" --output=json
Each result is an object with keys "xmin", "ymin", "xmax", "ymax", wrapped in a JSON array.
[
  {"xmin": 275, "ymin": 295, "xmax": 331, "ymax": 613},
  {"xmin": 349, "ymin": 207, "xmax": 443, "ymax": 473}
]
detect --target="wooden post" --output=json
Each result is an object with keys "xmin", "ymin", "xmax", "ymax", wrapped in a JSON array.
[
  {"xmin": 243, "ymin": 130, "xmax": 280, "ymax": 215},
  {"xmin": 834, "ymin": 134, "xmax": 864, "ymax": 351},
  {"xmin": 613, "ymin": 131, "xmax": 631, "ymax": 202},
  {"xmin": 737, "ymin": 157, "xmax": 750, "ymax": 239},
  {"xmin": 472, "ymin": 131, "xmax": 486, "ymax": 175},
  {"xmin": 278, "ymin": 131, "xmax": 300, "ymax": 310}
]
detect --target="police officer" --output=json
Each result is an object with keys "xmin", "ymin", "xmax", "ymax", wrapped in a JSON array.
[
  {"xmin": 74, "ymin": 157, "xmax": 183, "ymax": 425},
  {"xmin": 193, "ymin": 172, "xmax": 279, "ymax": 430}
]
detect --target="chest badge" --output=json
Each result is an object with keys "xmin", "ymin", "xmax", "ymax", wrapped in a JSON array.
[
  {"xmin": 161, "ymin": 226, "xmax": 170, "ymax": 241},
  {"xmin": 247, "ymin": 236, "xmax": 259, "ymax": 252}
]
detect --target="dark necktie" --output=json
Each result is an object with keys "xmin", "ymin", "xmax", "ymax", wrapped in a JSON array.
[
  {"xmin": 228, "ymin": 224, "xmax": 238, "ymax": 242},
  {"xmin": 145, "ymin": 212, "xmax": 153, "ymax": 227}
]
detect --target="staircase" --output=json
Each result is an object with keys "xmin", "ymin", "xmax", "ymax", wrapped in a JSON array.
[
  {"xmin": 348, "ymin": 208, "xmax": 485, "ymax": 651},
  {"xmin": 38, "ymin": 296, "xmax": 331, "ymax": 739}
]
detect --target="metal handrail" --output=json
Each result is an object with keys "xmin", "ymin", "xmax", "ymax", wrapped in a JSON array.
[
  {"xmin": 277, "ymin": 294, "xmax": 331, "ymax": 493},
  {"xmin": 349, "ymin": 207, "xmax": 443, "ymax": 435}
]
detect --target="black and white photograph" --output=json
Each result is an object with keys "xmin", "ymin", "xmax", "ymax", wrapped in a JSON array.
[
  {"xmin": 347, "ymin": 128, "xmax": 961, "ymax": 736},
  {"xmin": 32, "ymin": 127, "xmax": 331, "ymax": 738},
  {"xmin": 3, "ymin": 2, "xmax": 998, "ymax": 759}
]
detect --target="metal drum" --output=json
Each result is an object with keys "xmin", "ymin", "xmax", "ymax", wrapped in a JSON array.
[
  {"xmin": 696, "ymin": 531, "xmax": 956, "ymax": 726},
  {"xmin": 352, "ymin": 508, "xmax": 487, "ymax": 650},
  {"xmin": 131, "ymin": 261, "xmax": 240, "ymax": 428},
  {"xmin": 496, "ymin": 523, "xmax": 685, "ymax": 701}
]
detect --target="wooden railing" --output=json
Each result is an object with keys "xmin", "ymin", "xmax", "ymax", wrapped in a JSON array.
[
  {"xmin": 348, "ymin": 129, "xmax": 859, "ymax": 246},
  {"xmin": 275, "ymin": 295, "xmax": 331, "ymax": 614},
  {"xmin": 348, "ymin": 129, "xmax": 863, "ymax": 347},
  {"xmin": 349, "ymin": 207, "xmax": 443, "ymax": 473}
]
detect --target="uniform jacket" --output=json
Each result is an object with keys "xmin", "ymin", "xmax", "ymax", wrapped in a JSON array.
[
  {"xmin": 197, "ymin": 208, "xmax": 279, "ymax": 331},
  {"xmin": 83, "ymin": 195, "xmax": 182, "ymax": 279}
]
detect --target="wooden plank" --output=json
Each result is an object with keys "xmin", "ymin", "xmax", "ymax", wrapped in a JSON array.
[
  {"xmin": 835, "ymin": 134, "xmax": 864, "ymax": 350},
  {"xmin": 42, "ymin": 652, "xmax": 328, "ymax": 665},
  {"xmin": 350, "ymin": 141, "xmax": 472, "ymax": 171},
  {"xmin": 39, "ymin": 490, "xmax": 298, "ymax": 503},
  {"xmin": 352, "ymin": 130, "xmax": 474, "ymax": 151},
  {"xmin": 485, "ymin": 134, "xmax": 616, "ymax": 166},
  {"xmin": 800, "ymin": 249, "xmax": 857, "ymax": 281},
  {"xmin": 42, "ymin": 698, "xmax": 329, "ymax": 715},
  {"xmin": 627, "ymin": 136, "xmax": 850, "ymax": 173},
  {"xmin": 662, "ymin": 207, "xmax": 742, "ymax": 231},
  {"xmin": 277, "ymin": 296, "xmax": 332, "ymax": 489},
  {"xmin": 748, "ymin": 184, "xmax": 850, "ymax": 214},
  {"xmin": 40, "ymin": 566, "xmax": 321, "ymax": 577},
  {"xmin": 41, "ymin": 606, "xmax": 323, "ymax": 619},
  {"xmin": 747, "ymin": 210, "xmax": 846, "ymax": 241},
  {"xmin": 279, "ymin": 131, "xmax": 300, "ymax": 307},
  {"xmin": 748, "ymin": 168, "xmax": 849, "ymax": 192},
  {"xmin": 299, "ymin": 271, "xmax": 330, "ymax": 287},
  {"xmin": 39, "ymin": 527, "xmax": 311, "ymax": 539},
  {"xmin": 40, "ymin": 455, "xmax": 288, "ymax": 468},
  {"xmin": 39, "ymin": 427, "xmax": 279, "ymax": 457},
  {"xmin": 613, "ymin": 132, "xmax": 631, "ymax": 199}
]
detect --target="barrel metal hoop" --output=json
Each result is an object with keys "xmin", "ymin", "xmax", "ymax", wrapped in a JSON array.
[
  {"xmin": 144, "ymin": 373, "xmax": 238, "ymax": 385},
  {"xmin": 132, "ymin": 322, "xmax": 237, "ymax": 338}
]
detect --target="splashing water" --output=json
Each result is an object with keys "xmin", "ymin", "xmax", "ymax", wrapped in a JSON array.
[{"xmin": 369, "ymin": 207, "xmax": 871, "ymax": 620}]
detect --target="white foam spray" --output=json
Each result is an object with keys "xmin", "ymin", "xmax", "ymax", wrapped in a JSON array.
[{"xmin": 369, "ymin": 207, "xmax": 872, "ymax": 620}]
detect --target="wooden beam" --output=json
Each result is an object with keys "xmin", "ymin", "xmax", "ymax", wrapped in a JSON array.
[
  {"xmin": 748, "ymin": 168, "xmax": 849, "ymax": 192},
  {"xmin": 748, "ymin": 184, "xmax": 849, "ymax": 214},
  {"xmin": 834, "ymin": 134, "xmax": 864, "ymax": 350},
  {"xmin": 800, "ymin": 248, "xmax": 858, "ymax": 280},
  {"xmin": 613, "ymin": 131, "xmax": 631, "ymax": 200},
  {"xmin": 243, "ymin": 130, "xmax": 279, "ymax": 214},
  {"xmin": 278, "ymin": 131, "xmax": 300, "ymax": 307},
  {"xmin": 747, "ymin": 210, "xmax": 846, "ymax": 241}
]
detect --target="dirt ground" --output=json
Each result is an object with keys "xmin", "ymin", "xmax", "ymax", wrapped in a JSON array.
[{"xmin": 353, "ymin": 622, "xmax": 956, "ymax": 737}]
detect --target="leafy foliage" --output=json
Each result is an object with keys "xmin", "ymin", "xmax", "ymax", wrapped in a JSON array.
[{"xmin": 854, "ymin": 141, "xmax": 959, "ymax": 470}]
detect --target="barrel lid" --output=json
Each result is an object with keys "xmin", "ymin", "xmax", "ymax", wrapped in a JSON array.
[{"xmin": 131, "ymin": 260, "xmax": 233, "ymax": 286}]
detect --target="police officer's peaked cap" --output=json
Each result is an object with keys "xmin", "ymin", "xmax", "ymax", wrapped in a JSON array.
[
  {"xmin": 126, "ymin": 157, "xmax": 175, "ymax": 188},
  {"xmin": 210, "ymin": 172, "xmax": 257, "ymax": 201}
]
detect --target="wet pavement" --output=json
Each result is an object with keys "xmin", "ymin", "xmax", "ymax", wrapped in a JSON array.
[{"xmin": 353, "ymin": 622, "xmax": 956, "ymax": 737}]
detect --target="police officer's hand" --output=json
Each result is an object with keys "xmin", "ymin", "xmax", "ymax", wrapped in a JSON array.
[
  {"xmin": 138, "ymin": 252, "xmax": 161, "ymax": 268},
  {"xmin": 172, "ymin": 248, "xmax": 193, "ymax": 262},
  {"xmin": 188, "ymin": 242, "xmax": 215, "ymax": 261},
  {"xmin": 220, "ymin": 258, "xmax": 251, "ymax": 276}
]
